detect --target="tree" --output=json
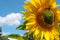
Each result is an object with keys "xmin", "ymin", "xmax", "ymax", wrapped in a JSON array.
[
  {"xmin": 0, "ymin": 27, "xmax": 8, "ymax": 40},
  {"xmin": 0, "ymin": 27, "xmax": 2, "ymax": 37}
]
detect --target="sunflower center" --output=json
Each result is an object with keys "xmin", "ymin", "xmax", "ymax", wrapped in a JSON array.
[
  {"xmin": 43, "ymin": 9, "xmax": 54, "ymax": 25},
  {"xmin": 36, "ymin": 9, "xmax": 54, "ymax": 27}
]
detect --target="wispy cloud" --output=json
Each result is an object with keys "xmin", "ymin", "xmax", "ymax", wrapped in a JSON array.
[
  {"xmin": 2, "ymin": 32, "xmax": 10, "ymax": 36},
  {"xmin": 0, "ymin": 13, "xmax": 22, "ymax": 26}
]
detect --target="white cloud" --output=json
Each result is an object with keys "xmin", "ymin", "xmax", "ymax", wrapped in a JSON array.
[
  {"xmin": 8, "ymin": 38, "xmax": 17, "ymax": 40},
  {"xmin": 26, "ymin": 0, "xmax": 30, "ymax": 2},
  {"xmin": 0, "ymin": 13, "xmax": 22, "ymax": 26}
]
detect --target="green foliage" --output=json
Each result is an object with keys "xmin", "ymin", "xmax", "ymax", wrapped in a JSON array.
[
  {"xmin": 3, "ymin": 34, "xmax": 25, "ymax": 40},
  {"xmin": 3, "ymin": 32, "xmax": 34, "ymax": 40},
  {"xmin": 0, "ymin": 37, "xmax": 8, "ymax": 40},
  {"xmin": 23, "ymin": 32, "xmax": 34, "ymax": 40},
  {"xmin": 7, "ymin": 34, "xmax": 20, "ymax": 38},
  {"xmin": 16, "ymin": 21, "xmax": 27, "ymax": 30},
  {"xmin": 18, "ymin": 37, "xmax": 24, "ymax": 40}
]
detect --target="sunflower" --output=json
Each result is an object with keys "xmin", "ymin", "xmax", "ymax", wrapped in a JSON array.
[{"xmin": 23, "ymin": 0, "xmax": 60, "ymax": 40}]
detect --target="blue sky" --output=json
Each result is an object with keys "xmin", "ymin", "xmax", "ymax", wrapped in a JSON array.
[
  {"xmin": 0, "ymin": 0, "xmax": 25, "ymax": 16},
  {"xmin": 0, "ymin": 0, "xmax": 60, "ymax": 36},
  {"xmin": 0, "ymin": 0, "xmax": 27, "ymax": 36}
]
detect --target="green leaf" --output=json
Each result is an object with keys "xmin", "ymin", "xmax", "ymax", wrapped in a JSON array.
[
  {"xmin": 16, "ymin": 21, "xmax": 28, "ymax": 30},
  {"xmin": 18, "ymin": 37, "xmax": 24, "ymax": 40},
  {"xmin": 3, "ymin": 34, "xmax": 27, "ymax": 40},
  {"xmin": 23, "ymin": 21, "xmax": 28, "ymax": 24},
  {"xmin": 16, "ymin": 25, "xmax": 25, "ymax": 30},
  {"xmin": 6, "ymin": 34, "xmax": 20, "ymax": 39}
]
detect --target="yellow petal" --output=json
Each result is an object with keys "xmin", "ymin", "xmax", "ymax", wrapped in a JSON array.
[
  {"xmin": 22, "ymin": 12, "xmax": 35, "ymax": 15},
  {"xmin": 29, "ymin": 24, "xmax": 37, "ymax": 34},
  {"xmin": 30, "ymin": 0, "xmax": 41, "ymax": 8},
  {"xmin": 40, "ymin": 31, "xmax": 44, "ymax": 40},
  {"xmin": 23, "ymin": 2, "xmax": 37, "ymax": 12},
  {"xmin": 49, "ymin": 0, "xmax": 56, "ymax": 5},
  {"xmin": 39, "ymin": 0, "xmax": 56, "ymax": 6},
  {"xmin": 52, "ymin": 29, "xmax": 59, "ymax": 35},
  {"xmin": 34, "ymin": 28, "xmax": 40, "ymax": 37},
  {"xmin": 26, "ymin": 22, "xmax": 35, "ymax": 26},
  {"xmin": 51, "ymin": 0, "xmax": 57, "ymax": 9},
  {"xmin": 25, "ymin": 24, "xmax": 34, "ymax": 30},
  {"xmin": 56, "ymin": 10, "xmax": 60, "ymax": 21},
  {"xmin": 25, "ymin": 21, "xmax": 36, "ymax": 30},
  {"xmin": 44, "ymin": 31, "xmax": 50, "ymax": 40},
  {"xmin": 23, "ymin": 15, "xmax": 35, "ymax": 20},
  {"xmin": 23, "ymin": 12, "xmax": 35, "ymax": 20},
  {"xmin": 51, "ymin": 29, "xmax": 59, "ymax": 40},
  {"xmin": 50, "ymin": 33, "xmax": 54, "ymax": 40}
]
